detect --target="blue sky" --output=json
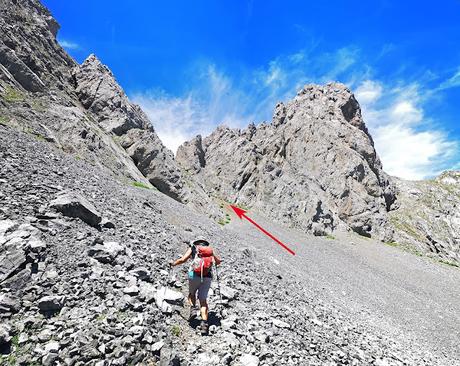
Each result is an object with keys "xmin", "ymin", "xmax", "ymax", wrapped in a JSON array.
[{"xmin": 44, "ymin": 0, "xmax": 460, "ymax": 179}]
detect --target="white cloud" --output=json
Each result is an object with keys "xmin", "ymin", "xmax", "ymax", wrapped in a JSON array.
[
  {"xmin": 355, "ymin": 80, "xmax": 383, "ymax": 105},
  {"xmin": 132, "ymin": 65, "xmax": 254, "ymax": 153},
  {"xmin": 357, "ymin": 80, "xmax": 458, "ymax": 179},
  {"xmin": 59, "ymin": 39, "xmax": 79, "ymax": 50}
]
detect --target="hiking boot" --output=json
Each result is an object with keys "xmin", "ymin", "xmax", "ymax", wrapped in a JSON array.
[
  {"xmin": 188, "ymin": 306, "xmax": 198, "ymax": 321},
  {"xmin": 200, "ymin": 320, "xmax": 209, "ymax": 335}
]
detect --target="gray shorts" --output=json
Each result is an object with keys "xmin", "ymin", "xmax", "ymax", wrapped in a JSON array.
[{"xmin": 188, "ymin": 277, "xmax": 212, "ymax": 301}]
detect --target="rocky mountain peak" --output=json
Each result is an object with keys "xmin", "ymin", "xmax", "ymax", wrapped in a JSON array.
[
  {"xmin": 72, "ymin": 53, "xmax": 151, "ymax": 135},
  {"xmin": 178, "ymin": 83, "xmax": 396, "ymax": 239}
]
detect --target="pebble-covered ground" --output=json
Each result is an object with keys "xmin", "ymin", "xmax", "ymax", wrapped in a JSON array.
[{"xmin": 1, "ymin": 125, "xmax": 459, "ymax": 365}]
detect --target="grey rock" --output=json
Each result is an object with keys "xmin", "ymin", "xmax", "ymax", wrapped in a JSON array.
[
  {"xmin": 50, "ymin": 192, "xmax": 102, "ymax": 227},
  {"xmin": 0, "ymin": 323, "xmax": 11, "ymax": 345},
  {"xmin": 88, "ymin": 241, "xmax": 124, "ymax": 264},
  {"xmin": 42, "ymin": 353, "xmax": 59, "ymax": 366},
  {"xmin": 238, "ymin": 354, "xmax": 260, "ymax": 366},
  {"xmin": 159, "ymin": 344, "xmax": 181, "ymax": 366},
  {"xmin": 44, "ymin": 340, "xmax": 60, "ymax": 353},
  {"xmin": 155, "ymin": 287, "xmax": 184, "ymax": 314},
  {"xmin": 38, "ymin": 295, "xmax": 65, "ymax": 312},
  {"xmin": 123, "ymin": 285, "xmax": 139, "ymax": 296},
  {"xmin": 152, "ymin": 340, "xmax": 165, "ymax": 352},
  {"xmin": 272, "ymin": 318, "xmax": 290, "ymax": 329},
  {"xmin": 0, "ymin": 294, "xmax": 20, "ymax": 314},
  {"xmin": 139, "ymin": 282, "xmax": 156, "ymax": 304},
  {"xmin": 220, "ymin": 284, "xmax": 238, "ymax": 300}
]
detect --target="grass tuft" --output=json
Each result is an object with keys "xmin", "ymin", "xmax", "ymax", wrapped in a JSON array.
[{"xmin": 131, "ymin": 181, "xmax": 151, "ymax": 189}]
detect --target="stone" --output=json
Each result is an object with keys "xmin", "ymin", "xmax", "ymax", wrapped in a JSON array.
[
  {"xmin": 50, "ymin": 192, "xmax": 102, "ymax": 227},
  {"xmin": 139, "ymin": 282, "xmax": 156, "ymax": 303},
  {"xmin": 38, "ymin": 295, "xmax": 65, "ymax": 312},
  {"xmin": 238, "ymin": 354, "xmax": 260, "ymax": 366},
  {"xmin": 156, "ymin": 287, "xmax": 184, "ymax": 305},
  {"xmin": 100, "ymin": 218, "xmax": 115, "ymax": 229},
  {"xmin": 152, "ymin": 340, "xmax": 164, "ymax": 352},
  {"xmin": 123, "ymin": 285, "xmax": 139, "ymax": 296},
  {"xmin": 0, "ymin": 323, "xmax": 11, "ymax": 345},
  {"xmin": 42, "ymin": 353, "xmax": 59, "ymax": 366},
  {"xmin": 44, "ymin": 341, "xmax": 60, "ymax": 353},
  {"xmin": 154, "ymin": 287, "xmax": 183, "ymax": 314},
  {"xmin": 159, "ymin": 344, "xmax": 181, "ymax": 366},
  {"xmin": 131, "ymin": 266, "xmax": 150, "ymax": 281},
  {"xmin": 88, "ymin": 241, "xmax": 124, "ymax": 264},
  {"xmin": 220, "ymin": 284, "xmax": 238, "ymax": 300},
  {"xmin": 0, "ymin": 294, "xmax": 20, "ymax": 314},
  {"xmin": 272, "ymin": 318, "xmax": 291, "ymax": 329}
]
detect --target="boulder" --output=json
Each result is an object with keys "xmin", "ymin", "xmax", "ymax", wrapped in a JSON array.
[
  {"xmin": 88, "ymin": 241, "xmax": 124, "ymax": 264},
  {"xmin": 50, "ymin": 193, "xmax": 102, "ymax": 227},
  {"xmin": 38, "ymin": 295, "xmax": 65, "ymax": 312}
]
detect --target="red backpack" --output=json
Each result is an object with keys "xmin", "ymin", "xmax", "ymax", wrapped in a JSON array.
[{"xmin": 192, "ymin": 245, "xmax": 214, "ymax": 280}]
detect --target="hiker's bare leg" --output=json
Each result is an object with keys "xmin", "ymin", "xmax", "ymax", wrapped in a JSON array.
[
  {"xmin": 188, "ymin": 291, "xmax": 197, "ymax": 307},
  {"xmin": 199, "ymin": 299, "xmax": 208, "ymax": 321}
]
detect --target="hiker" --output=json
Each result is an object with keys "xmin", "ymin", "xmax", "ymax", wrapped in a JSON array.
[{"xmin": 171, "ymin": 236, "xmax": 221, "ymax": 335}]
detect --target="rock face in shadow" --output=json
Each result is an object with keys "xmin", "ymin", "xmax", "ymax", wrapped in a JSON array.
[{"xmin": 177, "ymin": 84, "xmax": 397, "ymax": 239}]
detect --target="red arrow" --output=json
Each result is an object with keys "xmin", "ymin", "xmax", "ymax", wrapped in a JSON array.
[{"xmin": 230, "ymin": 205, "xmax": 296, "ymax": 256}]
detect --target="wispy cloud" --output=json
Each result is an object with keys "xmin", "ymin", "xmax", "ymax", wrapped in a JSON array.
[
  {"xmin": 438, "ymin": 68, "xmax": 460, "ymax": 90},
  {"xmin": 59, "ymin": 39, "xmax": 80, "ymax": 50},
  {"xmin": 132, "ymin": 65, "xmax": 255, "ymax": 153},
  {"xmin": 132, "ymin": 47, "xmax": 458, "ymax": 180}
]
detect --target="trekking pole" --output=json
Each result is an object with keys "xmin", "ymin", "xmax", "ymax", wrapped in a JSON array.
[{"xmin": 214, "ymin": 262, "xmax": 223, "ymax": 303}]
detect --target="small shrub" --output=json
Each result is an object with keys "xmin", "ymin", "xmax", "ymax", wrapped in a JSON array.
[
  {"xmin": 218, "ymin": 219, "xmax": 226, "ymax": 226},
  {"xmin": 171, "ymin": 325, "xmax": 180, "ymax": 337},
  {"xmin": 325, "ymin": 234, "xmax": 335, "ymax": 240}
]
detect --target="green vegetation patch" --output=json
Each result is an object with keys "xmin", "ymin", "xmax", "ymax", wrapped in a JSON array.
[
  {"xmin": 171, "ymin": 324, "xmax": 181, "ymax": 337},
  {"xmin": 0, "ymin": 116, "xmax": 9, "ymax": 126},
  {"xmin": 131, "ymin": 181, "xmax": 152, "ymax": 190},
  {"xmin": 3, "ymin": 86, "xmax": 24, "ymax": 103}
]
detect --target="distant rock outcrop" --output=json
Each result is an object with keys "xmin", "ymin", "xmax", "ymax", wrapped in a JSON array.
[
  {"xmin": 178, "ymin": 83, "xmax": 397, "ymax": 239},
  {"xmin": 390, "ymin": 171, "xmax": 460, "ymax": 263}
]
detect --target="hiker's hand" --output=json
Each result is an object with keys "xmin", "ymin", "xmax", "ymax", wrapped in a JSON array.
[{"xmin": 169, "ymin": 261, "xmax": 175, "ymax": 267}]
